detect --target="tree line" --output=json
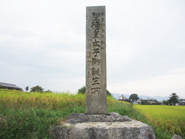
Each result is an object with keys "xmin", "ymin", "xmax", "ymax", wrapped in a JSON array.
[
  {"xmin": 25, "ymin": 86, "xmax": 52, "ymax": 93},
  {"xmin": 77, "ymin": 86, "xmax": 112, "ymax": 96},
  {"xmin": 25, "ymin": 85, "xmax": 181, "ymax": 106},
  {"xmin": 162, "ymin": 93, "xmax": 180, "ymax": 105},
  {"xmin": 127, "ymin": 93, "xmax": 180, "ymax": 105}
]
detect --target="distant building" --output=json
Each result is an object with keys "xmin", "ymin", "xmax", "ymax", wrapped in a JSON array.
[
  {"xmin": 147, "ymin": 98, "xmax": 157, "ymax": 104},
  {"xmin": 137, "ymin": 98, "xmax": 142, "ymax": 104},
  {"xmin": 179, "ymin": 99, "xmax": 185, "ymax": 105},
  {"xmin": 118, "ymin": 94, "xmax": 130, "ymax": 102},
  {"xmin": 132, "ymin": 98, "xmax": 142, "ymax": 104},
  {"xmin": 0, "ymin": 82, "xmax": 22, "ymax": 91}
]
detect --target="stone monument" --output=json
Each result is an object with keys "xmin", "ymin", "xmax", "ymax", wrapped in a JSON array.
[
  {"xmin": 86, "ymin": 6, "xmax": 107, "ymax": 115},
  {"xmin": 50, "ymin": 6, "xmax": 156, "ymax": 139}
]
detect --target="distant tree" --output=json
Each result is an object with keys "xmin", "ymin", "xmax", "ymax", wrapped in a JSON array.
[
  {"xmin": 78, "ymin": 86, "xmax": 112, "ymax": 96},
  {"xmin": 30, "ymin": 85, "xmax": 44, "ymax": 92},
  {"xmin": 162, "ymin": 100, "xmax": 169, "ymax": 105},
  {"xmin": 168, "ymin": 93, "xmax": 179, "ymax": 105},
  {"xmin": 141, "ymin": 100, "xmax": 150, "ymax": 105},
  {"xmin": 129, "ymin": 94, "xmax": 139, "ymax": 102},
  {"xmin": 152, "ymin": 100, "xmax": 161, "ymax": 105},
  {"xmin": 25, "ymin": 86, "xmax": 29, "ymax": 92},
  {"xmin": 78, "ymin": 86, "xmax": 86, "ymax": 94},
  {"xmin": 43, "ymin": 90, "xmax": 52, "ymax": 93},
  {"xmin": 106, "ymin": 90, "xmax": 112, "ymax": 97}
]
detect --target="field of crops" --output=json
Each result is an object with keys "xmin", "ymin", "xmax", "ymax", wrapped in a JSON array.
[
  {"xmin": 0, "ymin": 89, "xmax": 184, "ymax": 139},
  {"xmin": 134, "ymin": 105, "xmax": 185, "ymax": 138},
  {"xmin": 0, "ymin": 89, "xmax": 85, "ymax": 111},
  {"xmin": 0, "ymin": 89, "xmax": 132, "ymax": 139}
]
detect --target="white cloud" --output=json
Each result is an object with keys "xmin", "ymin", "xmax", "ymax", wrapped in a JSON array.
[
  {"xmin": 0, "ymin": 0, "xmax": 185, "ymax": 98},
  {"xmin": 109, "ymin": 73, "xmax": 185, "ymax": 96}
]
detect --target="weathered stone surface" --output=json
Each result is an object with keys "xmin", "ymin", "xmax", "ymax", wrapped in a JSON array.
[
  {"xmin": 66, "ymin": 112, "xmax": 132, "ymax": 123},
  {"xmin": 50, "ymin": 112, "xmax": 155, "ymax": 139},
  {"xmin": 86, "ymin": 6, "xmax": 107, "ymax": 114},
  {"xmin": 50, "ymin": 120, "xmax": 156, "ymax": 139},
  {"xmin": 172, "ymin": 134, "xmax": 184, "ymax": 139}
]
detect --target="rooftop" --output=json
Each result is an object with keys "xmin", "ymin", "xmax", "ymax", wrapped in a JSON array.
[{"xmin": 0, "ymin": 82, "xmax": 22, "ymax": 89}]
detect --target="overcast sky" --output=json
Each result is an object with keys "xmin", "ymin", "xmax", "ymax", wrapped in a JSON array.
[{"xmin": 0, "ymin": 0, "xmax": 185, "ymax": 98}]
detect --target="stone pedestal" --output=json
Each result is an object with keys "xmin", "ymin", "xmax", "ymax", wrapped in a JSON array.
[{"xmin": 50, "ymin": 113, "xmax": 156, "ymax": 139}]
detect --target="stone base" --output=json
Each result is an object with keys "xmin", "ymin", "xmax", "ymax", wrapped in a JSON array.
[{"xmin": 50, "ymin": 113, "xmax": 156, "ymax": 139}]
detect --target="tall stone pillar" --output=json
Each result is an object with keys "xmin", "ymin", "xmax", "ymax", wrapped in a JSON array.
[{"xmin": 86, "ymin": 6, "xmax": 107, "ymax": 114}]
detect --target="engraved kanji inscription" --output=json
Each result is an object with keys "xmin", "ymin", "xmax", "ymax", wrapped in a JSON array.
[
  {"xmin": 86, "ymin": 6, "xmax": 106, "ymax": 114},
  {"xmin": 91, "ymin": 68, "xmax": 100, "ymax": 76}
]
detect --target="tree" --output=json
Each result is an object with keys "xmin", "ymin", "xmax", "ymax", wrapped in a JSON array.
[
  {"xmin": 30, "ymin": 85, "xmax": 44, "ymax": 92},
  {"xmin": 78, "ymin": 86, "xmax": 86, "ymax": 94},
  {"xmin": 129, "ymin": 94, "xmax": 139, "ymax": 102},
  {"xmin": 168, "ymin": 93, "xmax": 179, "ymax": 105},
  {"xmin": 152, "ymin": 100, "xmax": 161, "ymax": 105},
  {"xmin": 162, "ymin": 100, "xmax": 169, "ymax": 105},
  {"xmin": 77, "ymin": 86, "xmax": 112, "ymax": 96},
  {"xmin": 25, "ymin": 86, "xmax": 29, "ymax": 92},
  {"xmin": 106, "ymin": 90, "xmax": 112, "ymax": 97},
  {"xmin": 141, "ymin": 100, "xmax": 150, "ymax": 105},
  {"xmin": 43, "ymin": 90, "xmax": 52, "ymax": 93}
]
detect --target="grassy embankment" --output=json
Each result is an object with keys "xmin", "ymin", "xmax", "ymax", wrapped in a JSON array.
[{"xmin": 0, "ymin": 89, "xmax": 184, "ymax": 139}]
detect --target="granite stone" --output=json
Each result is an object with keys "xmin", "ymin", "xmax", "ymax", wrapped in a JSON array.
[
  {"xmin": 50, "ymin": 120, "xmax": 156, "ymax": 139},
  {"xmin": 86, "ymin": 6, "xmax": 107, "ymax": 114},
  {"xmin": 66, "ymin": 112, "xmax": 132, "ymax": 123},
  {"xmin": 171, "ymin": 134, "xmax": 183, "ymax": 139}
]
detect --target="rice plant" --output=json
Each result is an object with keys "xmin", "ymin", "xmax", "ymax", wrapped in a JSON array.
[{"xmin": 134, "ymin": 105, "xmax": 185, "ymax": 138}]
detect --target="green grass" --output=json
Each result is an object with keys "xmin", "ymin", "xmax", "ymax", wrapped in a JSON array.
[
  {"xmin": 0, "ymin": 89, "xmax": 183, "ymax": 139},
  {"xmin": 0, "ymin": 108, "xmax": 60, "ymax": 139}
]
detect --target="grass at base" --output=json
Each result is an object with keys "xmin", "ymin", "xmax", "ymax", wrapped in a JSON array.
[
  {"xmin": 0, "ymin": 106, "xmax": 86, "ymax": 139},
  {"xmin": 0, "ymin": 104, "xmax": 173, "ymax": 139}
]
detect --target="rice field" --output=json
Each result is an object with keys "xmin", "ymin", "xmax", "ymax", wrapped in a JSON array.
[
  {"xmin": 0, "ymin": 89, "xmax": 118, "ymax": 111},
  {"xmin": 0, "ymin": 89, "xmax": 85, "ymax": 111},
  {"xmin": 134, "ymin": 105, "xmax": 185, "ymax": 138},
  {"xmin": 0, "ymin": 89, "xmax": 184, "ymax": 138}
]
